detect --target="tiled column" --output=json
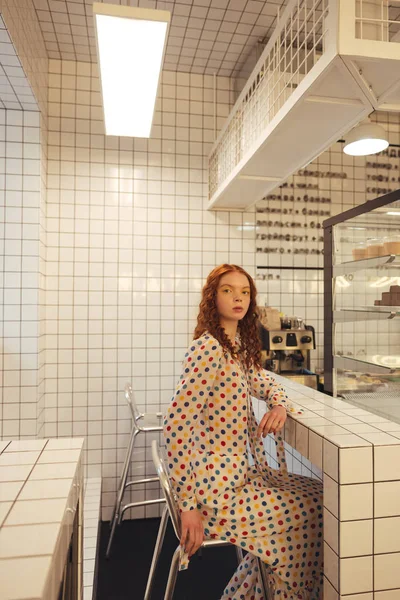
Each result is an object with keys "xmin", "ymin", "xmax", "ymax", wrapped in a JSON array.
[
  {"xmin": 323, "ymin": 439, "xmax": 400, "ymax": 599},
  {"xmin": 0, "ymin": 109, "xmax": 43, "ymax": 440}
]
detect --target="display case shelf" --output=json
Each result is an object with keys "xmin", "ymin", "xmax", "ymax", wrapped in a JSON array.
[
  {"xmin": 333, "ymin": 254, "xmax": 398, "ymax": 277},
  {"xmin": 333, "ymin": 307, "xmax": 400, "ymax": 322},
  {"xmin": 334, "ymin": 354, "xmax": 400, "ymax": 374},
  {"xmin": 323, "ymin": 189, "xmax": 400, "ymax": 397}
]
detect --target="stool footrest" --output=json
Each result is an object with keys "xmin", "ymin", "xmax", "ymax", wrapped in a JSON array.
[
  {"xmin": 120, "ymin": 497, "xmax": 166, "ymax": 518},
  {"xmin": 202, "ymin": 539, "xmax": 232, "ymax": 549},
  {"xmin": 125, "ymin": 477, "xmax": 159, "ymax": 488}
]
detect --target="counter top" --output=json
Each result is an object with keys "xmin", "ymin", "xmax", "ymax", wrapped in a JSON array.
[
  {"xmin": 270, "ymin": 374, "xmax": 400, "ymax": 448},
  {"xmin": 0, "ymin": 438, "xmax": 84, "ymax": 600}
]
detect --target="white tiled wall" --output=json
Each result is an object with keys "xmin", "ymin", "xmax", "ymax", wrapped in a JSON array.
[
  {"xmin": 45, "ymin": 59, "xmax": 259, "ymax": 519},
  {"xmin": 0, "ymin": 109, "xmax": 45, "ymax": 440},
  {"xmin": 1, "ymin": 0, "xmax": 400, "ymax": 531},
  {"xmin": 0, "ymin": 0, "xmax": 48, "ymax": 439},
  {"xmin": 83, "ymin": 477, "xmax": 101, "ymax": 600},
  {"xmin": 3, "ymin": 50, "xmax": 400, "ymax": 520},
  {"xmin": 37, "ymin": 117, "xmax": 47, "ymax": 438}
]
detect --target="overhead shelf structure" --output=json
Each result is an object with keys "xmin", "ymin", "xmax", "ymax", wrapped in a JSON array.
[{"xmin": 208, "ymin": 0, "xmax": 400, "ymax": 210}]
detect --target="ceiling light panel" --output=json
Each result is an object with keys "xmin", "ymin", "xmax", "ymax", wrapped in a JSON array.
[{"xmin": 93, "ymin": 3, "xmax": 170, "ymax": 138}]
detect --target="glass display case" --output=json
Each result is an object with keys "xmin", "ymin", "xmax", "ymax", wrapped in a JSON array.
[{"xmin": 323, "ymin": 189, "xmax": 400, "ymax": 423}]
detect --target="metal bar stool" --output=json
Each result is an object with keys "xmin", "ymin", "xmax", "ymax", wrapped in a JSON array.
[
  {"xmin": 106, "ymin": 383, "xmax": 166, "ymax": 558},
  {"xmin": 146, "ymin": 440, "xmax": 273, "ymax": 600}
]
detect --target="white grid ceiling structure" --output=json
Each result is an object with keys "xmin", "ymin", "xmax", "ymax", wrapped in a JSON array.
[
  {"xmin": 208, "ymin": 0, "xmax": 400, "ymax": 206},
  {"xmin": 32, "ymin": 0, "xmax": 289, "ymax": 76},
  {"xmin": 356, "ymin": 0, "xmax": 400, "ymax": 40},
  {"xmin": 209, "ymin": 0, "xmax": 329, "ymax": 199}
]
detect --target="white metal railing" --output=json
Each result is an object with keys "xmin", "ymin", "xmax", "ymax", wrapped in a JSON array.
[
  {"xmin": 356, "ymin": 0, "xmax": 400, "ymax": 42},
  {"xmin": 209, "ymin": 0, "xmax": 330, "ymax": 200}
]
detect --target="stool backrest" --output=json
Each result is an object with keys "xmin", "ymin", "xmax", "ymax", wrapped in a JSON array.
[
  {"xmin": 151, "ymin": 440, "xmax": 181, "ymax": 541},
  {"xmin": 124, "ymin": 382, "xmax": 141, "ymax": 422}
]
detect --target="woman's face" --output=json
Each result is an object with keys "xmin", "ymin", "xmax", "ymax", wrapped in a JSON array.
[{"xmin": 216, "ymin": 271, "xmax": 251, "ymax": 322}]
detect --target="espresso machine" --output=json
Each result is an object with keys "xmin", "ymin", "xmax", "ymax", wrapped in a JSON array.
[{"xmin": 258, "ymin": 317, "xmax": 319, "ymax": 390}]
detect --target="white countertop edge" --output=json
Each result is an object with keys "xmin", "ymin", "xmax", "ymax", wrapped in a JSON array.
[
  {"xmin": 0, "ymin": 439, "xmax": 84, "ymax": 600},
  {"xmin": 257, "ymin": 374, "xmax": 400, "ymax": 449}
]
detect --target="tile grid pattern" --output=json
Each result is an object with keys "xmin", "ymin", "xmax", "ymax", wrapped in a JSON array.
[
  {"xmin": 83, "ymin": 477, "xmax": 102, "ymax": 600},
  {"xmin": 0, "ymin": 437, "xmax": 84, "ymax": 599},
  {"xmin": 42, "ymin": 58, "xmax": 400, "ymax": 524},
  {"xmin": 0, "ymin": 8, "xmax": 49, "ymax": 440},
  {"xmin": 32, "ymin": 0, "xmax": 285, "ymax": 76},
  {"xmin": 266, "ymin": 377, "xmax": 400, "ymax": 599},
  {"xmin": 37, "ymin": 113, "xmax": 48, "ymax": 438},
  {"xmin": 1, "ymin": 0, "xmax": 49, "ymax": 116},
  {"xmin": 45, "ymin": 59, "xmax": 262, "ymax": 520},
  {"xmin": 0, "ymin": 16, "xmax": 38, "ymax": 111},
  {"xmin": 0, "ymin": 109, "xmax": 44, "ymax": 440}
]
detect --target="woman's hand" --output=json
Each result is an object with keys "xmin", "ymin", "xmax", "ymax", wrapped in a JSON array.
[
  {"xmin": 257, "ymin": 405, "xmax": 287, "ymax": 438},
  {"xmin": 180, "ymin": 508, "xmax": 204, "ymax": 557}
]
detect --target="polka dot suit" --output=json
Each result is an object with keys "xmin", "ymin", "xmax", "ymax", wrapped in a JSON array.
[{"xmin": 163, "ymin": 333, "xmax": 323, "ymax": 599}]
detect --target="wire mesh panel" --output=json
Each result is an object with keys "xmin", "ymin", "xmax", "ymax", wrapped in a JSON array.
[
  {"xmin": 355, "ymin": 0, "xmax": 400, "ymax": 42},
  {"xmin": 209, "ymin": 0, "xmax": 330, "ymax": 201}
]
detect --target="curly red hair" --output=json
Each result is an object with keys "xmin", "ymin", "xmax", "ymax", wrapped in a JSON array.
[{"xmin": 193, "ymin": 264, "xmax": 262, "ymax": 369}]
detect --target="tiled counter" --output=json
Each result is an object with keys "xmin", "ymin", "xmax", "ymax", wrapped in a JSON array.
[
  {"xmin": 0, "ymin": 438, "xmax": 84, "ymax": 600},
  {"xmin": 253, "ymin": 375, "xmax": 400, "ymax": 600}
]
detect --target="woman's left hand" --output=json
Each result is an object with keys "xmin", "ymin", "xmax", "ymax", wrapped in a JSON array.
[{"xmin": 257, "ymin": 405, "xmax": 287, "ymax": 438}]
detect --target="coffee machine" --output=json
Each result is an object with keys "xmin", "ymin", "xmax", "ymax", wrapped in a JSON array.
[{"xmin": 258, "ymin": 318, "xmax": 319, "ymax": 390}]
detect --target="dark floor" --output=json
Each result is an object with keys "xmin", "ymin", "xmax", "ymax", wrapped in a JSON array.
[{"xmin": 97, "ymin": 518, "xmax": 239, "ymax": 600}]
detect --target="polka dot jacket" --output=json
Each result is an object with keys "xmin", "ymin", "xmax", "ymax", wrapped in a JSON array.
[
  {"xmin": 163, "ymin": 332, "xmax": 323, "ymax": 599},
  {"xmin": 164, "ymin": 332, "xmax": 293, "ymax": 513}
]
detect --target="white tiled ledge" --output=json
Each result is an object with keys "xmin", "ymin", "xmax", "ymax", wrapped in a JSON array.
[
  {"xmin": 269, "ymin": 374, "xmax": 400, "ymax": 450},
  {"xmin": 253, "ymin": 376, "xmax": 400, "ymax": 600},
  {"xmin": 83, "ymin": 478, "xmax": 101, "ymax": 600},
  {"xmin": 0, "ymin": 438, "xmax": 84, "ymax": 600}
]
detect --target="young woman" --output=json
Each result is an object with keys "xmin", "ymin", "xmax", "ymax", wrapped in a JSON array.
[{"xmin": 163, "ymin": 264, "xmax": 323, "ymax": 599}]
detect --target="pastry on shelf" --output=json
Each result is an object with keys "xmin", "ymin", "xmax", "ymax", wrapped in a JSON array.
[
  {"xmin": 383, "ymin": 234, "xmax": 400, "ymax": 255},
  {"xmin": 374, "ymin": 285, "xmax": 400, "ymax": 306}
]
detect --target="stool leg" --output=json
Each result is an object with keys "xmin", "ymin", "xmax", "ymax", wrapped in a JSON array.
[
  {"xmin": 109, "ymin": 425, "xmax": 137, "ymax": 529},
  {"xmin": 256, "ymin": 557, "xmax": 272, "ymax": 599},
  {"xmin": 106, "ymin": 427, "xmax": 139, "ymax": 558},
  {"xmin": 235, "ymin": 546, "xmax": 244, "ymax": 565},
  {"xmin": 144, "ymin": 504, "xmax": 169, "ymax": 600},
  {"xmin": 164, "ymin": 545, "xmax": 180, "ymax": 600}
]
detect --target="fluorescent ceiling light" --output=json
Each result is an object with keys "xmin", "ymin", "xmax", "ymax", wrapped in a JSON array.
[
  {"xmin": 343, "ymin": 122, "xmax": 389, "ymax": 156},
  {"xmin": 93, "ymin": 3, "xmax": 170, "ymax": 138},
  {"xmin": 387, "ymin": 211, "xmax": 400, "ymax": 216}
]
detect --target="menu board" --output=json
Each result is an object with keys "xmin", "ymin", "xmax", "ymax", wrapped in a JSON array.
[
  {"xmin": 255, "ymin": 170, "xmax": 335, "ymax": 268},
  {"xmin": 365, "ymin": 147, "xmax": 400, "ymax": 199}
]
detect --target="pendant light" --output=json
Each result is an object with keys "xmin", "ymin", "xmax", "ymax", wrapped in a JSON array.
[
  {"xmin": 93, "ymin": 3, "xmax": 170, "ymax": 138},
  {"xmin": 343, "ymin": 121, "xmax": 389, "ymax": 156}
]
